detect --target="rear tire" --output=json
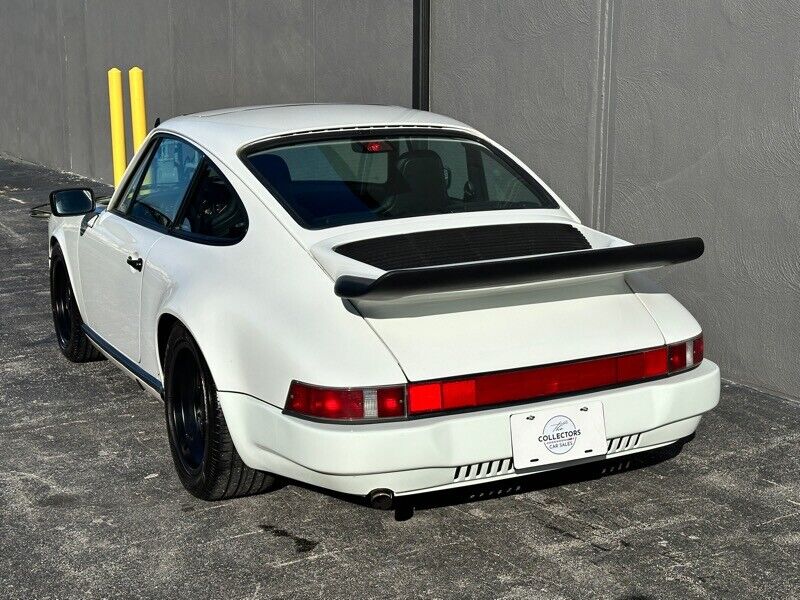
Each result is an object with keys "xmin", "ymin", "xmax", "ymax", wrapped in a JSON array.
[
  {"xmin": 49, "ymin": 244, "xmax": 104, "ymax": 363},
  {"xmin": 163, "ymin": 323, "xmax": 276, "ymax": 500}
]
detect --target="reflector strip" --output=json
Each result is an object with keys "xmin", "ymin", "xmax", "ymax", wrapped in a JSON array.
[{"xmin": 408, "ymin": 336, "xmax": 702, "ymax": 415}]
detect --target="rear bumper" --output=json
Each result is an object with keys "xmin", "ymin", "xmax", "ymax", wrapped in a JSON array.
[{"xmin": 219, "ymin": 359, "xmax": 720, "ymax": 497}]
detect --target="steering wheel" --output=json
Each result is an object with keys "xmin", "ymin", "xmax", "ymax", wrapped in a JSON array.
[{"xmin": 140, "ymin": 203, "xmax": 173, "ymax": 228}]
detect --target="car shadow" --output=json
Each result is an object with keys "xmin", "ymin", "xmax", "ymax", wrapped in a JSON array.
[{"xmin": 282, "ymin": 435, "xmax": 693, "ymax": 521}]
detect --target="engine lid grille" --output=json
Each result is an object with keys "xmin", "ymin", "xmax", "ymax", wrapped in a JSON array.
[{"xmin": 334, "ymin": 223, "xmax": 591, "ymax": 270}]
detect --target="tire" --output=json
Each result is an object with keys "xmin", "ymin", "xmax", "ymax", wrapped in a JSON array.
[
  {"xmin": 49, "ymin": 244, "xmax": 104, "ymax": 363},
  {"xmin": 163, "ymin": 322, "xmax": 276, "ymax": 500}
]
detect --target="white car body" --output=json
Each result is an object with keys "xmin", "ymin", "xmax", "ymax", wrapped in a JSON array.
[{"xmin": 49, "ymin": 104, "xmax": 720, "ymax": 499}]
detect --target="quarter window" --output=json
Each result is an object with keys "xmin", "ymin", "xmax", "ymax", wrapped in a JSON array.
[{"xmin": 176, "ymin": 160, "xmax": 248, "ymax": 241}]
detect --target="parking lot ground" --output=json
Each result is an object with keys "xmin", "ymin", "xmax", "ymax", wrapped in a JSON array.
[{"xmin": 1, "ymin": 154, "xmax": 799, "ymax": 599}]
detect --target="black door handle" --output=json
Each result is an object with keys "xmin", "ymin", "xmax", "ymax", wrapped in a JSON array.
[{"xmin": 126, "ymin": 256, "xmax": 143, "ymax": 271}]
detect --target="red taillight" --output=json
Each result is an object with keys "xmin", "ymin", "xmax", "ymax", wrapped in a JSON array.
[
  {"xmin": 286, "ymin": 382, "xmax": 406, "ymax": 421},
  {"xmin": 693, "ymin": 335, "xmax": 704, "ymax": 363},
  {"xmin": 287, "ymin": 335, "xmax": 703, "ymax": 420},
  {"xmin": 668, "ymin": 343, "xmax": 687, "ymax": 372},
  {"xmin": 377, "ymin": 386, "xmax": 405, "ymax": 418},
  {"xmin": 668, "ymin": 333, "xmax": 704, "ymax": 374}
]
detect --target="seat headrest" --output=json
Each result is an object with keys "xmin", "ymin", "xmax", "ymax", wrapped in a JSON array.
[
  {"xmin": 250, "ymin": 153, "xmax": 292, "ymax": 195},
  {"xmin": 396, "ymin": 149, "xmax": 448, "ymax": 202}
]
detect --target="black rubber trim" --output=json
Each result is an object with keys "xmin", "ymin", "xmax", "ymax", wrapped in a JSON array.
[
  {"xmin": 334, "ymin": 237, "xmax": 704, "ymax": 300},
  {"xmin": 81, "ymin": 324, "xmax": 163, "ymax": 394}
]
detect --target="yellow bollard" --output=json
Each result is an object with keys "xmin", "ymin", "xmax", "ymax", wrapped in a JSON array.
[
  {"xmin": 128, "ymin": 67, "xmax": 148, "ymax": 152},
  {"xmin": 107, "ymin": 68, "xmax": 127, "ymax": 186}
]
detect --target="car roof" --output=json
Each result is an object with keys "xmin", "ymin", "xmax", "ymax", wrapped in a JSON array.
[{"xmin": 157, "ymin": 104, "xmax": 478, "ymax": 157}]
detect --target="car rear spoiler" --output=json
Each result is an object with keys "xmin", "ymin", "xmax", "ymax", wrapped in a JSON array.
[{"xmin": 334, "ymin": 237, "xmax": 704, "ymax": 300}]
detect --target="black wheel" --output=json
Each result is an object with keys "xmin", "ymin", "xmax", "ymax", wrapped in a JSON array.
[
  {"xmin": 163, "ymin": 323, "xmax": 276, "ymax": 500},
  {"xmin": 49, "ymin": 244, "xmax": 104, "ymax": 363}
]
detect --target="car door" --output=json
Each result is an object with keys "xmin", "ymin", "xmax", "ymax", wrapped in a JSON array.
[{"xmin": 78, "ymin": 136, "xmax": 202, "ymax": 362}]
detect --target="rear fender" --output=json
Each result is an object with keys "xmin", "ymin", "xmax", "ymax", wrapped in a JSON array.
[
  {"xmin": 140, "ymin": 181, "xmax": 407, "ymax": 408},
  {"xmin": 625, "ymin": 272, "xmax": 702, "ymax": 344}
]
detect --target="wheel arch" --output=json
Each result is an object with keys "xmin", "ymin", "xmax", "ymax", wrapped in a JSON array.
[
  {"xmin": 48, "ymin": 232, "xmax": 81, "ymax": 305},
  {"xmin": 154, "ymin": 310, "xmax": 220, "ymax": 389},
  {"xmin": 157, "ymin": 312, "xmax": 181, "ymax": 369},
  {"xmin": 48, "ymin": 218, "xmax": 89, "ymax": 314}
]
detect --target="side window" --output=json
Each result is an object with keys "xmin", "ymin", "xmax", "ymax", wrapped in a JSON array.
[
  {"xmin": 116, "ymin": 142, "xmax": 156, "ymax": 214},
  {"xmin": 119, "ymin": 137, "xmax": 202, "ymax": 228},
  {"xmin": 177, "ymin": 160, "xmax": 248, "ymax": 242}
]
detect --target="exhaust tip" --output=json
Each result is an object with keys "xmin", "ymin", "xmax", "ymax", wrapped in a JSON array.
[{"xmin": 367, "ymin": 488, "xmax": 394, "ymax": 510}]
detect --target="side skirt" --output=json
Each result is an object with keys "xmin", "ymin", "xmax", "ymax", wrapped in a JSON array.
[{"xmin": 81, "ymin": 324, "xmax": 164, "ymax": 396}]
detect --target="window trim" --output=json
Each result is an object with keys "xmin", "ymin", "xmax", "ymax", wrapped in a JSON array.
[
  {"xmin": 109, "ymin": 133, "xmax": 248, "ymax": 246},
  {"xmin": 238, "ymin": 127, "xmax": 559, "ymax": 230}
]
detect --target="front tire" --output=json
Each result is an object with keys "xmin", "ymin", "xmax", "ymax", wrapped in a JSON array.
[
  {"xmin": 49, "ymin": 244, "xmax": 104, "ymax": 363},
  {"xmin": 163, "ymin": 323, "xmax": 276, "ymax": 500}
]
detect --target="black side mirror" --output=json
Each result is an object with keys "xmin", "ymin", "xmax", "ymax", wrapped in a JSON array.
[{"xmin": 49, "ymin": 188, "xmax": 95, "ymax": 217}]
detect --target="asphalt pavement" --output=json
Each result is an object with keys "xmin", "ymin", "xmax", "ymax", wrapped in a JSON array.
[{"xmin": 0, "ymin": 154, "xmax": 798, "ymax": 599}]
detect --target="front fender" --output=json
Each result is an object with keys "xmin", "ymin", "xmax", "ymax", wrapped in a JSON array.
[{"xmin": 48, "ymin": 213, "xmax": 94, "ymax": 313}]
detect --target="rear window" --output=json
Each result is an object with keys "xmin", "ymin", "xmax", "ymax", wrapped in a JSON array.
[{"xmin": 243, "ymin": 133, "xmax": 558, "ymax": 229}]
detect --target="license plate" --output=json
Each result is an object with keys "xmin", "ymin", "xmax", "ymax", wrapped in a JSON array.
[{"xmin": 510, "ymin": 402, "xmax": 606, "ymax": 470}]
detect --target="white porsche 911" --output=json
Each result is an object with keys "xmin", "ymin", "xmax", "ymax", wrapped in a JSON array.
[{"xmin": 47, "ymin": 104, "xmax": 720, "ymax": 508}]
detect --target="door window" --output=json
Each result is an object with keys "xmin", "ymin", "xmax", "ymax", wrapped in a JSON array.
[
  {"xmin": 117, "ymin": 137, "xmax": 202, "ymax": 229},
  {"xmin": 118, "ymin": 144, "xmax": 155, "ymax": 211},
  {"xmin": 176, "ymin": 160, "xmax": 248, "ymax": 242}
]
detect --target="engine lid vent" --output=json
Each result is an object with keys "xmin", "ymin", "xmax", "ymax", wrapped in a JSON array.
[
  {"xmin": 454, "ymin": 458, "xmax": 514, "ymax": 482},
  {"xmin": 334, "ymin": 223, "xmax": 591, "ymax": 270},
  {"xmin": 607, "ymin": 433, "xmax": 642, "ymax": 455}
]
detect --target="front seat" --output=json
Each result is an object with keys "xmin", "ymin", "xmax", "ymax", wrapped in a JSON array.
[
  {"xmin": 249, "ymin": 153, "xmax": 293, "ymax": 201},
  {"xmin": 391, "ymin": 149, "xmax": 451, "ymax": 216}
]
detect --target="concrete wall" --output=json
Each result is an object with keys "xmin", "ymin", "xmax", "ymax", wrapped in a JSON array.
[
  {"xmin": 2, "ymin": 1, "xmax": 798, "ymax": 399},
  {"xmin": 608, "ymin": 1, "xmax": 800, "ymax": 400},
  {"xmin": 0, "ymin": 0, "xmax": 412, "ymax": 182},
  {"xmin": 430, "ymin": 1, "xmax": 601, "ymax": 223},
  {"xmin": 431, "ymin": 0, "xmax": 800, "ymax": 399}
]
